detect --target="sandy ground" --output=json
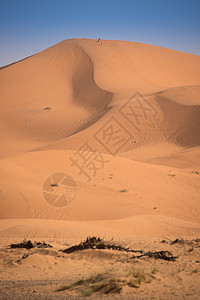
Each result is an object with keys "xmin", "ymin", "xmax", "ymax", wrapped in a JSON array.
[
  {"xmin": 0, "ymin": 38, "xmax": 200, "ymax": 299},
  {"xmin": 0, "ymin": 237, "xmax": 200, "ymax": 299}
]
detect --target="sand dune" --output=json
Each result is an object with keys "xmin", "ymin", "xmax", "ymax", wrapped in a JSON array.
[
  {"xmin": 0, "ymin": 150, "xmax": 199, "ymax": 224},
  {"xmin": 0, "ymin": 39, "xmax": 200, "ymax": 299},
  {"xmin": 0, "ymin": 37, "xmax": 200, "ymax": 233},
  {"xmin": 0, "ymin": 39, "xmax": 200, "ymax": 157}
]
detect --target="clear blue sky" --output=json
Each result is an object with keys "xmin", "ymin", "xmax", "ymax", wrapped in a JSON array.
[{"xmin": 0, "ymin": 0, "xmax": 199, "ymax": 66}]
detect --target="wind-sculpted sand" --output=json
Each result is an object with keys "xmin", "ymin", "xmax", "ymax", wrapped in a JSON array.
[{"xmin": 0, "ymin": 39, "xmax": 200, "ymax": 299}]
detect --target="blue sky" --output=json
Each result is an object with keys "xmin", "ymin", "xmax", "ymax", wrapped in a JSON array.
[{"xmin": 0, "ymin": 0, "xmax": 200, "ymax": 66}]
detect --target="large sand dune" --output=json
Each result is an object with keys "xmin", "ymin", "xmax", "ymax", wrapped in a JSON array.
[
  {"xmin": 0, "ymin": 39, "xmax": 200, "ymax": 299},
  {"xmin": 0, "ymin": 38, "xmax": 200, "ymax": 233}
]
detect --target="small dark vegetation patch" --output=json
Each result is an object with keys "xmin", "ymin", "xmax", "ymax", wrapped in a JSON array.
[
  {"xmin": 132, "ymin": 250, "xmax": 177, "ymax": 261},
  {"xmin": 10, "ymin": 240, "xmax": 34, "ymax": 249},
  {"xmin": 62, "ymin": 236, "xmax": 177, "ymax": 261},
  {"xmin": 62, "ymin": 236, "xmax": 142, "ymax": 254},
  {"xmin": 170, "ymin": 238, "xmax": 200, "ymax": 247},
  {"xmin": 192, "ymin": 171, "xmax": 200, "ymax": 175},
  {"xmin": 10, "ymin": 240, "xmax": 52, "ymax": 249},
  {"xmin": 119, "ymin": 189, "xmax": 128, "ymax": 193},
  {"xmin": 51, "ymin": 183, "xmax": 58, "ymax": 187}
]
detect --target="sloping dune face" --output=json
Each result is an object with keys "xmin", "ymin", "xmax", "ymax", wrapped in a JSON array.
[
  {"xmin": 156, "ymin": 91, "xmax": 200, "ymax": 147},
  {"xmin": 0, "ymin": 40, "xmax": 113, "ymax": 157},
  {"xmin": 0, "ymin": 39, "xmax": 200, "ymax": 239}
]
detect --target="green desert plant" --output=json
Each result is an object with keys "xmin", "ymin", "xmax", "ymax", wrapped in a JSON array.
[
  {"xmin": 128, "ymin": 266, "xmax": 152, "ymax": 286},
  {"xmin": 56, "ymin": 266, "xmax": 155, "ymax": 296},
  {"xmin": 56, "ymin": 272, "xmax": 122, "ymax": 296}
]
